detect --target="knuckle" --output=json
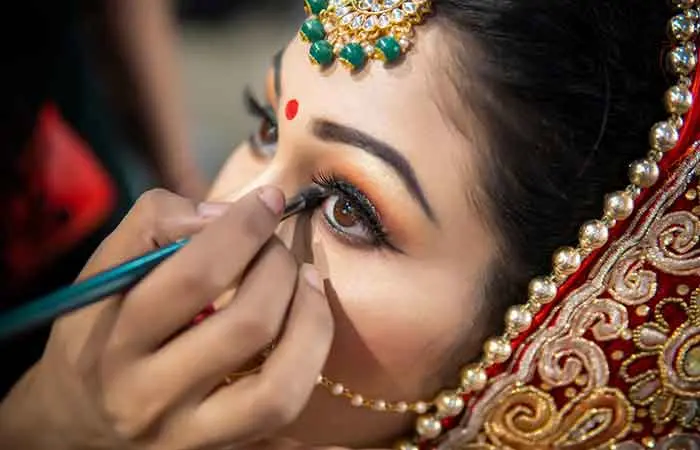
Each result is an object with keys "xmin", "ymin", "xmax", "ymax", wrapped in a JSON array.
[
  {"xmin": 176, "ymin": 268, "xmax": 230, "ymax": 302},
  {"xmin": 134, "ymin": 188, "xmax": 172, "ymax": 214},
  {"xmin": 110, "ymin": 416, "xmax": 150, "ymax": 443},
  {"xmin": 129, "ymin": 189, "xmax": 174, "ymax": 240},
  {"xmin": 176, "ymin": 269, "xmax": 205, "ymax": 293},
  {"xmin": 237, "ymin": 315, "xmax": 279, "ymax": 345},
  {"xmin": 101, "ymin": 379, "xmax": 165, "ymax": 441},
  {"xmin": 103, "ymin": 330, "xmax": 135, "ymax": 361},
  {"xmin": 47, "ymin": 339, "xmax": 94, "ymax": 380},
  {"xmin": 132, "ymin": 188, "xmax": 194, "ymax": 229},
  {"xmin": 257, "ymin": 381, "xmax": 302, "ymax": 428},
  {"xmin": 103, "ymin": 399, "xmax": 151, "ymax": 440},
  {"xmin": 204, "ymin": 266, "xmax": 236, "ymax": 294}
]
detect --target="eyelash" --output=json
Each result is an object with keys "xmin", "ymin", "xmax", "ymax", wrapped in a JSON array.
[
  {"xmin": 244, "ymin": 87, "xmax": 278, "ymax": 158},
  {"xmin": 312, "ymin": 172, "xmax": 396, "ymax": 251}
]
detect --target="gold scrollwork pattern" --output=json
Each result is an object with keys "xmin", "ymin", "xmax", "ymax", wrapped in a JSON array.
[
  {"xmin": 442, "ymin": 156, "xmax": 700, "ymax": 449},
  {"xmin": 571, "ymin": 298, "xmax": 630, "ymax": 341},
  {"xmin": 615, "ymin": 433, "xmax": 700, "ymax": 450},
  {"xmin": 622, "ymin": 291, "xmax": 700, "ymax": 428},
  {"xmin": 645, "ymin": 211, "xmax": 700, "ymax": 276},
  {"xmin": 537, "ymin": 298, "xmax": 626, "ymax": 391},
  {"xmin": 461, "ymin": 386, "xmax": 632, "ymax": 450},
  {"xmin": 537, "ymin": 337, "xmax": 608, "ymax": 390},
  {"xmin": 608, "ymin": 251, "xmax": 658, "ymax": 306}
]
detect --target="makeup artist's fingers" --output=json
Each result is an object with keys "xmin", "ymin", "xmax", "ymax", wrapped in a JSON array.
[
  {"xmin": 119, "ymin": 187, "xmax": 285, "ymax": 351},
  {"xmin": 146, "ymin": 237, "xmax": 299, "ymax": 396},
  {"xmin": 191, "ymin": 265, "xmax": 333, "ymax": 443},
  {"xmin": 80, "ymin": 189, "xmax": 207, "ymax": 279},
  {"xmin": 53, "ymin": 189, "xmax": 215, "ymax": 345}
]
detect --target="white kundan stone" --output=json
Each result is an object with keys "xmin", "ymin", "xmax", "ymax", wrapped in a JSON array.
[{"xmin": 391, "ymin": 8, "xmax": 404, "ymax": 22}]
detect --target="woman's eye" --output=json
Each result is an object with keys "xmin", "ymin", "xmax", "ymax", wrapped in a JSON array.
[
  {"xmin": 322, "ymin": 194, "xmax": 375, "ymax": 245},
  {"xmin": 243, "ymin": 88, "xmax": 278, "ymax": 159},
  {"xmin": 250, "ymin": 116, "xmax": 278, "ymax": 158}
]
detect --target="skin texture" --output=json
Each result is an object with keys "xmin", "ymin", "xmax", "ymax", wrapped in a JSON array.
[{"xmin": 208, "ymin": 27, "xmax": 496, "ymax": 447}]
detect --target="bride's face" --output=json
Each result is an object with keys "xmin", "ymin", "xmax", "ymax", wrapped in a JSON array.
[{"xmin": 209, "ymin": 27, "xmax": 495, "ymax": 447}]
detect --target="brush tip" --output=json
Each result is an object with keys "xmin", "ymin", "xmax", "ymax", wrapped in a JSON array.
[{"xmin": 302, "ymin": 185, "xmax": 329, "ymax": 207}]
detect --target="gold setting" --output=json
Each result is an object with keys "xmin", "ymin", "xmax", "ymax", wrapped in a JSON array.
[{"xmin": 301, "ymin": 0, "xmax": 433, "ymax": 71}]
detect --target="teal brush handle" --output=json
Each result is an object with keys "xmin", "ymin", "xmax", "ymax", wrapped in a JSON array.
[
  {"xmin": 0, "ymin": 185, "xmax": 328, "ymax": 342},
  {"xmin": 0, "ymin": 240, "xmax": 188, "ymax": 341}
]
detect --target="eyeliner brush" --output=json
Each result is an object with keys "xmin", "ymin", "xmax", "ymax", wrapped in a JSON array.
[
  {"xmin": 0, "ymin": 186, "xmax": 328, "ymax": 341},
  {"xmin": 280, "ymin": 185, "xmax": 327, "ymax": 220}
]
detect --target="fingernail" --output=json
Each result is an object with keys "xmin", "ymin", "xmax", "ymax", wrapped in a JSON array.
[
  {"xmin": 196, "ymin": 202, "xmax": 230, "ymax": 218},
  {"xmin": 303, "ymin": 264, "xmax": 324, "ymax": 293},
  {"xmin": 257, "ymin": 186, "xmax": 285, "ymax": 215}
]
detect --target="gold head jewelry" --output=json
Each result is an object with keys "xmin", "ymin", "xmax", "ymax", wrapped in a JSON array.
[{"xmin": 299, "ymin": 0, "xmax": 433, "ymax": 71}]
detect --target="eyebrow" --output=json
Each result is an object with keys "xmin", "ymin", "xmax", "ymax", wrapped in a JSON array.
[{"xmin": 312, "ymin": 119, "xmax": 436, "ymax": 221}]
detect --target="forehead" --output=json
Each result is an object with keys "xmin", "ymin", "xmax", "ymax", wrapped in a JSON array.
[
  {"xmin": 283, "ymin": 26, "xmax": 448, "ymax": 135},
  {"xmin": 281, "ymin": 26, "xmax": 474, "ymax": 211}
]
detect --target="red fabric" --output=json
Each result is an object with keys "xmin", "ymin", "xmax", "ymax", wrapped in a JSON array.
[
  {"xmin": 431, "ymin": 46, "xmax": 700, "ymax": 447},
  {"xmin": 3, "ymin": 103, "xmax": 116, "ymax": 289}
]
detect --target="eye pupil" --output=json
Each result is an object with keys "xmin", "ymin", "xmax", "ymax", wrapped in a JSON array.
[
  {"xmin": 258, "ymin": 122, "xmax": 277, "ymax": 142},
  {"xmin": 333, "ymin": 196, "xmax": 358, "ymax": 227},
  {"xmin": 258, "ymin": 121, "xmax": 278, "ymax": 143}
]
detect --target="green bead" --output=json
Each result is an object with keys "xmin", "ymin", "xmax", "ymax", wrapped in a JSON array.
[
  {"xmin": 305, "ymin": 0, "xmax": 328, "ymax": 15},
  {"xmin": 309, "ymin": 40, "xmax": 334, "ymax": 67},
  {"xmin": 375, "ymin": 36, "xmax": 401, "ymax": 63},
  {"xmin": 339, "ymin": 43, "xmax": 367, "ymax": 71},
  {"xmin": 300, "ymin": 18, "xmax": 325, "ymax": 43}
]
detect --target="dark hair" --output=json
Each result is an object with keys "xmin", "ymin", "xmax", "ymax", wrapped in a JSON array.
[{"xmin": 435, "ymin": 2, "xmax": 668, "ymax": 337}]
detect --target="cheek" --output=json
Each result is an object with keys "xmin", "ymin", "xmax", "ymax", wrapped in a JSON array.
[
  {"xmin": 207, "ymin": 144, "xmax": 269, "ymax": 201},
  {"xmin": 315, "ymin": 231, "xmax": 478, "ymax": 396}
]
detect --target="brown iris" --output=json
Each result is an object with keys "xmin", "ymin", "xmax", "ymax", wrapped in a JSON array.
[
  {"xmin": 257, "ymin": 119, "xmax": 277, "ymax": 144},
  {"xmin": 333, "ymin": 196, "xmax": 360, "ymax": 227}
]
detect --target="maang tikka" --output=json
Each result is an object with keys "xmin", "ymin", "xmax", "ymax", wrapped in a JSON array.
[{"xmin": 300, "ymin": 0, "xmax": 433, "ymax": 71}]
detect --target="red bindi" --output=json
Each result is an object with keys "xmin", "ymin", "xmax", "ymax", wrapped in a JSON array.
[{"xmin": 285, "ymin": 99, "xmax": 299, "ymax": 121}]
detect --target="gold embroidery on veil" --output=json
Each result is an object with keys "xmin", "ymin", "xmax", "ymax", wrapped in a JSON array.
[{"xmin": 447, "ymin": 151, "xmax": 700, "ymax": 449}]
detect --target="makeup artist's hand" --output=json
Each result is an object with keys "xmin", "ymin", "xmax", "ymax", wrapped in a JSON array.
[{"xmin": 0, "ymin": 187, "xmax": 334, "ymax": 450}]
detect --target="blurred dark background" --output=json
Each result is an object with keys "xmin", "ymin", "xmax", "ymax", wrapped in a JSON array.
[
  {"xmin": 176, "ymin": 0, "xmax": 301, "ymax": 178},
  {"xmin": 0, "ymin": 0, "xmax": 302, "ymax": 395}
]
